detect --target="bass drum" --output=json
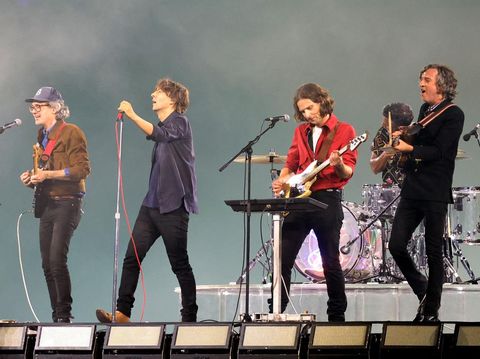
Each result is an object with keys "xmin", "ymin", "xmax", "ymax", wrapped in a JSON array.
[{"xmin": 294, "ymin": 203, "xmax": 382, "ymax": 282}]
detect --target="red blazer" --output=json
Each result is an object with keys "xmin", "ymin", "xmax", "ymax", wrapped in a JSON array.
[{"xmin": 285, "ymin": 113, "xmax": 357, "ymax": 191}]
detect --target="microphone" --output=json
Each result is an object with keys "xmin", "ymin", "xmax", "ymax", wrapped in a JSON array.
[
  {"xmin": 0, "ymin": 119, "xmax": 22, "ymax": 134},
  {"xmin": 117, "ymin": 112, "xmax": 124, "ymax": 121},
  {"xmin": 265, "ymin": 114, "xmax": 290, "ymax": 123},
  {"xmin": 340, "ymin": 243, "xmax": 352, "ymax": 255},
  {"xmin": 463, "ymin": 124, "xmax": 480, "ymax": 141}
]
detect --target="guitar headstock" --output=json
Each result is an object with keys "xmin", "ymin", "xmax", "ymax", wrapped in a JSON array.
[
  {"xmin": 349, "ymin": 131, "xmax": 369, "ymax": 151},
  {"xmin": 33, "ymin": 143, "xmax": 41, "ymax": 157}
]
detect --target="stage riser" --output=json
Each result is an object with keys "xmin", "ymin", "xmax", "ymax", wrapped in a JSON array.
[{"xmin": 192, "ymin": 283, "xmax": 480, "ymax": 322}]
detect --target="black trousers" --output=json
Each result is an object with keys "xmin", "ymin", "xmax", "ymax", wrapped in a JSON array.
[
  {"xmin": 39, "ymin": 198, "xmax": 82, "ymax": 321},
  {"xmin": 389, "ymin": 198, "xmax": 447, "ymax": 316},
  {"xmin": 275, "ymin": 190, "xmax": 346, "ymax": 319},
  {"xmin": 117, "ymin": 205, "xmax": 197, "ymax": 321}
]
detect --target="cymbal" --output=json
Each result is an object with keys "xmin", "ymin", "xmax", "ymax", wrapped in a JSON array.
[
  {"xmin": 233, "ymin": 152, "xmax": 287, "ymax": 164},
  {"xmin": 456, "ymin": 149, "xmax": 470, "ymax": 160}
]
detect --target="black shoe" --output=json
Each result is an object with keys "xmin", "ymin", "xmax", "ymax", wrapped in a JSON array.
[
  {"xmin": 413, "ymin": 296, "xmax": 426, "ymax": 322},
  {"xmin": 55, "ymin": 317, "xmax": 72, "ymax": 323},
  {"xmin": 181, "ymin": 315, "xmax": 197, "ymax": 322},
  {"xmin": 328, "ymin": 314, "xmax": 345, "ymax": 322}
]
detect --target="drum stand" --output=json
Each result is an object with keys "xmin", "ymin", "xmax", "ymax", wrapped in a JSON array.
[
  {"xmin": 443, "ymin": 236, "xmax": 462, "ymax": 283},
  {"xmin": 236, "ymin": 239, "xmax": 273, "ymax": 284},
  {"xmin": 450, "ymin": 240, "xmax": 478, "ymax": 283},
  {"xmin": 443, "ymin": 216, "xmax": 478, "ymax": 283},
  {"xmin": 345, "ymin": 193, "xmax": 404, "ymax": 283}
]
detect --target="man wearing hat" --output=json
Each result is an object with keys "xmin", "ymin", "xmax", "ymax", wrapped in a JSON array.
[{"xmin": 19, "ymin": 86, "xmax": 90, "ymax": 323}]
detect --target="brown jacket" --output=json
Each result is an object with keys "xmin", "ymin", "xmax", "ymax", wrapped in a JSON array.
[{"xmin": 36, "ymin": 119, "xmax": 90, "ymax": 196}]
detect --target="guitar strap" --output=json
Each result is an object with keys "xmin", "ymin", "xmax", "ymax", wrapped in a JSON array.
[
  {"xmin": 417, "ymin": 103, "xmax": 456, "ymax": 127},
  {"xmin": 316, "ymin": 121, "xmax": 339, "ymax": 162},
  {"xmin": 40, "ymin": 122, "xmax": 67, "ymax": 164}
]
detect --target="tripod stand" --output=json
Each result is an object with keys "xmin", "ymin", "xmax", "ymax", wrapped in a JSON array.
[{"xmin": 443, "ymin": 214, "xmax": 478, "ymax": 284}]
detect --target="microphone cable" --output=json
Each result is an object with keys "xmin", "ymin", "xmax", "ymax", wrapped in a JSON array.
[
  {"xmin": 16, "ymin": 209, "xmax": 40, "ymax": 323},
  {"xmin": 115, "ymin": 120, "xmax": 147, "ymax": 321}
]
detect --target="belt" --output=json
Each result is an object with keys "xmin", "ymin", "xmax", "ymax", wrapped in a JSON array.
[
  {"xmin": 49, "ymin": 195, "xmax": 83, "ymax": 201},
  {"xmin": 323, "ymin": 188, "xmax": 343, "ymax": 193}
]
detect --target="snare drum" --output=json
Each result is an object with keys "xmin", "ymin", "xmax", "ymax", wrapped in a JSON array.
[
  {"xmin": 362, "ymin": 184, "xmax": 401, "ymax": 217},
  {"xmin": 449, "ymin": 187, "xmax": 480, "ymax": 244},
  {"xmin": 294, "ymin": 203, "xmax": 382, "ymax": 281}
]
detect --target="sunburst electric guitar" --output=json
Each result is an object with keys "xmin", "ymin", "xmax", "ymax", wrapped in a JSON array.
[
  {"xmin": 282, "ymin": 132, "xmax": 369, "ymax": 198},
  {"xmin": 32, "ymin": 143, "xmax": 48, "ymax": 218}
]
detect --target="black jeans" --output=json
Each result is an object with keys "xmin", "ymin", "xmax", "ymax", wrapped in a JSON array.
[
  {"xmin": 39, "ymin": 198, "xmax": 82, "ymax": 321},
  {"xmin": 274, "ymin": 190, "xmax": 346, "ymax": 319},
  {"xmin": 117, "ymin": 205, "xmax": 197, "ymax": 321},
  {"xmin": 389, "ymin": 198, "xmax": 447, "ymax": 315}
]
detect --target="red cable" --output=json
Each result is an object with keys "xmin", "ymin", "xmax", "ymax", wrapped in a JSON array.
[{"xmin": 115, "ymin": 120, "xmax": 147, "ymax": 321}]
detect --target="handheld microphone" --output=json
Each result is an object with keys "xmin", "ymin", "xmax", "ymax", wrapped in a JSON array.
[
  {"xmin": 0, "ymin": 119, "xmax": 22, "ymax": 134},
  {"xmin": 117, "ymin": 112, "xmax": 124, "ymax": 121},
  {"xmin": 265, "ymin": 114, "xmax": 290, "ymax": 123},
  {"xmin": 463, "ymin": 124, "xmax": 480, "ymax": 141}
]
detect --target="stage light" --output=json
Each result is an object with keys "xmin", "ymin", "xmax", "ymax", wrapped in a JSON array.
[
  {"xmin": 0, "ymin": 323, "xmax": 36, "ymax": 358},
  {"xmin": 452, "ymin": 323, "xmax": 480, "ymax": 357},
  {"xmin": 170, "ymin": 323, "xmax": 233, "ymax": 358},
  {"xmin": 380, "ymin": 322, "xmax": 442, "ymax": 359},
  {"xmin": 238, "ymin": 323, "xmax": 302, "ymax": 358},
  {"xmin": 103, "ymin": 324, "xmax": 166, "ymax": 359},
  {"xmin": 308, "ymin": 322, "xmax": 371, "ymax": 358},
  {"xmin": 34, "ymin": 324, "xmax": 97, "ymax": 359}
]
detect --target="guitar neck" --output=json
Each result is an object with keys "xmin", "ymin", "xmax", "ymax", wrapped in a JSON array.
[
  {"xmin": 308, "ymin": 143, "xmax": 350, "ymax": 179},
  {"xmin": 33, "ymin": 144, "xmax": 40, "ymax": 175}
]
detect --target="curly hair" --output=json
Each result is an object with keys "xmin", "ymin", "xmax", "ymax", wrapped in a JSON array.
[
  {"xmin": 293, "ymin": 83, "xmax": 335, "ymax": 122},
  {"xmin": 154, "ymin": 78, "xmax": 190, "ymax": 113},
  {"xmin": 50, "ymin": 100, "xmax": 70, "ymax": 120},
  {"xmin": 382, "ymin": 102, "xmax": 414, "ymax": 128},
  {"xmin": 420, "ymin": 64, "xmax": 458, "ymax": 100}
]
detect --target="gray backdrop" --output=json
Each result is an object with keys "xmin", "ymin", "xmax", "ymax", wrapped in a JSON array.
[{"xmin": 1, "ymin": 0, "xmax": 479, "ymax": 322}]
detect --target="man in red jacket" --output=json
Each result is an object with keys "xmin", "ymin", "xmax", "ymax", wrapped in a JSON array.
[{"xmin": 272, "ymin": 83, "xmax": 357, "ymax": 321}]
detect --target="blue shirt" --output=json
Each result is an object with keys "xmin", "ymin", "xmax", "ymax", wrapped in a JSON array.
[{"xmin": 142, "ymin": 111, "xmax": 199, "ymax": 214}]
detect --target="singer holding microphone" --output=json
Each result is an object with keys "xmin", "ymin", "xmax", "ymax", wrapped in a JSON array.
[
  {"xmin": 96, "ymin": 78, "xmax": 199, "ymax": 323},
  {"xmin": 389, "ymin": 64, "xmax": 464, "ymax": 322},
  {"xmin": 19, "ymin": 86, "xmax": 91, "ymax": 322},
  {"xmin": 271, "ymin": 83, "xmax": 357, "ymax": 322}
]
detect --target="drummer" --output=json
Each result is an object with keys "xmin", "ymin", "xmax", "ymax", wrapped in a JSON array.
[{"xmin": 370, "ymin": 103, "xmax": 414, "ymax": 186}]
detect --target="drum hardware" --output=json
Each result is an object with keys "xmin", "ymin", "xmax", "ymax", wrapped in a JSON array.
[
  {"xmin": 449, "ymin": 238, "xmax": 478, "ymax": 283},
  {"xmin": 340, "ymin": 191, "xmax": 400, "ymax": 256},
  {"xmin": 362, "ymin": 183, "xmax": 401, "ymax": 218},
  {"xmin": 345, "ymin": 190, "xmax": 411, "ymax": 283},
  {"xmin": 294, "ymin": 202, "xmax": 383, "ymax": 282},
  {"xmin": 449, "ymin": 187, "xmax": 480, "ymax": 245},
  {"xmin": 233, "ymin": 151, "xmax": 287, "ymax": 164},
  {"xmin": 236, "ymin": 239, "xmax": 273, "ymax": 285},
  {"xmin": 442, "ymin": 235, "xmax": 462, "ymax": 284}
]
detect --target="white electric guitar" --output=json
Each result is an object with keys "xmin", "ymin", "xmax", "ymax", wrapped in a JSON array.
[{"xmin": 282, "ymin": 132, "xmax": 369, "ymax": 198}]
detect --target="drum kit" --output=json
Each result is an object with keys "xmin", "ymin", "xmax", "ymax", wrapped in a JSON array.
[{"xmin": 235, "ymin": 149, "xmax": 480, "ymax": 285}]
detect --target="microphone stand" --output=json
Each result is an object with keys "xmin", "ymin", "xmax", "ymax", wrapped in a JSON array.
[
  {"xmin": 219, "ymin": 120, "xmax": 280, "ymax": 321},
  {"xmin": 474, "ymin": 132, "xmax": 480, "ymax": 147},
  {"xmin": 111, "ymin": 113, "xmax": 124, "ymax": 322}
]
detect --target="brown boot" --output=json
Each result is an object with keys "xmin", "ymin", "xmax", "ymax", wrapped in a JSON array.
[{"xmin": 96, "ymin": 309, "xmax": 130, "ymax": 323}]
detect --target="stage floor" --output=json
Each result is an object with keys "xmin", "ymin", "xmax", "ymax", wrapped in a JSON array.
[{"xmin": 186, "ymin": 283, "xmax": 480, "ymax": 322}]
